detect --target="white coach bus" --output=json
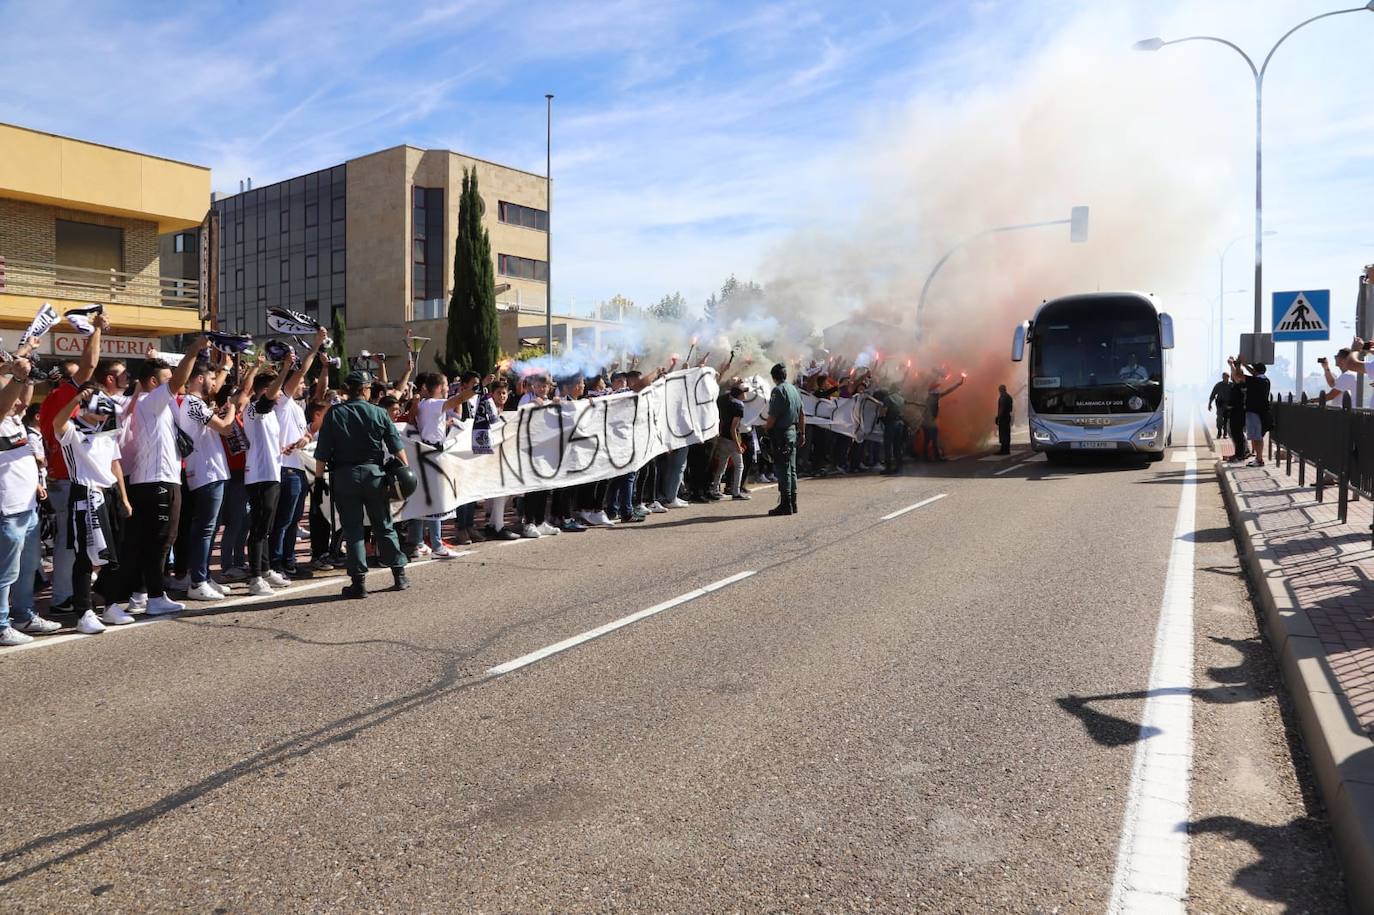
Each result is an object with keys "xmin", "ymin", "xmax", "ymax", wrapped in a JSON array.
[{"xmin": 1011, "ymin": 291, "xmax": 1175, "ymax": 462}]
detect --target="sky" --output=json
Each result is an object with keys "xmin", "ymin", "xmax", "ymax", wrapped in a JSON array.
[{"xmin": 1, "ymin": 0, "xmax": 1371, "ymax": 384}]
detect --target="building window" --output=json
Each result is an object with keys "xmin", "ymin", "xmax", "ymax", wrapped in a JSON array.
[
  {"xmin": 306, "ymin": 254, "xmax": 318, "ymax": 278},
  {"xmin": 257, "ymin": 285, "xmax": 266, "ymax": 302},
  {"xmin": 331, "ymin": 249, "xmax": 345, "ymax": 274},
  {"xmin": 280, "ymin": 209, "xmax": 290, "ymax": 233},
  {"xmin": 234, "ymin": 268, "xmax": 244, "ymax": 289},
  {"xmin": 498, "ymin": 253, "xmax": 549, "ymax": 282},
  {"xmin": 173, "ymin": 233, "xmax": 189, "ymax": 254},
  {"xmin": 305, "ymin": 203, "xmax": 318, "ymax": 227},
  {"xmin": 55, "ymin": 219, "xmax": 123, "ymax": 283},
  {"xmin": 235, "ymin": 221, "xmax": 244, "ymax": 243},
  {"xmin": 256, "ymin": 237, "xmax": 266, "ymax": 253},
  {"xmin": 498, "ymin": 201, "xmax": 549, "ymax": 232},
  {"xmin": 412, "ymin": 186, "xmax": 444, "ymax": 303},
  {"xmin": 332, "ymin": 197, "xmax": 345, "ymax": 222},
  {"xmin": 280, "ymin": 258, "xmax": 290, "ymax": 281}
]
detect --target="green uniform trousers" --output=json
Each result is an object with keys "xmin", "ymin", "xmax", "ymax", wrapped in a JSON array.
[
  {"xmin": 774, "ymin": 437, "xmax": 798, "ymax": 503},
  {"xmin": 329, "ymin": 463, "xmax": 406, "ymax": 580}
]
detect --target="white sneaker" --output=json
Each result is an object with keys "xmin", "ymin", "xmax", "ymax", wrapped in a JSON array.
[
  {"xmin": 188, "ymin": 581, "xmax": 224, "ymax": 602},
  {"xmin": 164, "ymin": 574, "xmax": 190, "ymax": 592},
  {"xmin": 247, "ymin": 577, "xmax": 275, "ymax": 597},
  {"xmin": 145, "ymin": 595, "xmax": 186, "ymax": 616},
  {"xmin": 263, "ymin": 570, "xmax": 290, "ymax": 588},
  {"xmin": 128, "ymin": 592, "xmax": 148, "ymax": 610},
  {"xmin": 537, "ymin": 522, "xmax": 560, "ymax": 536},
  {"xmin": 100, "ymin": 604, "xmax": 136, "ymax": 626},
  {"xmin": 0, "ymin": 626, "xmax": 34, "ymax": 646},
  {"xmin": 416, "ymin": 542, "xmax": 432, "ymax": 556},
  {"xmin": 433, "ymin": 544, "xmax": 458, "ymax": 559},
  {"xmin": 588, "ymin": 511, "xmax": 616, "ymax": 528},
  {"xmin": 205, "ymin": 580, "xmax": 229, "ymax": 598},
  {"xmin": 648, "ymin": 501, "xmax": 668, "ymax": 513},
  {"xmin": 666, "ymin": 498, "xmax": 690, "ymax": 509},
  {"xmin": 16, "ymin": 615, "xmax": 61, "ymax": 635},
  {"xmin": 520, "ymin": 523, "xmax": 542, "ymax": 539},
  {"xmin": 76, "ymin": 609, "xmax": 107, "ymax": 635}
]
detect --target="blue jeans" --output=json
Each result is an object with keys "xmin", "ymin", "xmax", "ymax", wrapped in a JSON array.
[
  {"xmin": 658, "ymin": 447, "xmax": 690, "ymax": 504},
  {"xmin": 407, "ymin": 517, "xmax": 443, "ymax": 550},
  {"xmin": 0, "ymin": 509, "xmax": 39, "ymax": 630},
  {"xmin": 270, "ymin": 468, "xmax": 307, "ymax": 572},
  {"xmin": 218, "ymin": 470, "xmax": 249, "ymax": 572},
  {"xmin": 607, "ymin": 471, "xmax": 635, "ymax": 517},
  {"xmin": 187, "ymin": 481, "xmax": 225, "ymax": 586}
]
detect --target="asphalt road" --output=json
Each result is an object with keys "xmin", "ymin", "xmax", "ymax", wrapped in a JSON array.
[{"xmin": 0, "ymin": 413, "xmax": 1343, "ymax": 913}]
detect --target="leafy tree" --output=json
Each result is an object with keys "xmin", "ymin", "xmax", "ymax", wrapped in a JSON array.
[
  {"xmin": 703, "ymin": 293, "xmax": 719, "ymax": 324},
  {"xmin": 438, "ymin": 168, "xmax": 498, "ymax": 375},
  {"xmin": 329, "ymin": 309, "xmax": 348, "ymax": 387},
  {"xmin": 650, "ymin": 291, "xmax": 687, "ymax": 321}
]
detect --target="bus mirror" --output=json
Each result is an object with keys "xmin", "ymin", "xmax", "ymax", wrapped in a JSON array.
[
  {"xmin": 1011, "ymin": 323, "xmax": 1027, "ymax": 362},
  {"xmin": 1159, "ymin": 313, "xmax": 1175, "ymax": 350}
]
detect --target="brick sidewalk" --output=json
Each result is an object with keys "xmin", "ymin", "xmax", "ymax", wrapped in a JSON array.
[
  {"xmin": 1224, "ymin": 461, "xmax": 1374, "ymax": 737},
  {"xmin": 1219, "ymin": 454, "xmax": 1374, "ymax": 911}
]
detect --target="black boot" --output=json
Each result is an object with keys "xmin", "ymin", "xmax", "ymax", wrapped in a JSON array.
[
  {"xmin": 768, "ymin": 501, "xmax": 790, "ymax": 516},
  {"xmin": 789, "ymin": 493, "xmax": 798, "ymax": 514},
  {"xmin": 392, "ymin": 568, "xmax": 411, "ymax": 591},
  {"xmin": 341, "ymin": 576, "xmax": 368, "ymax": 600}
]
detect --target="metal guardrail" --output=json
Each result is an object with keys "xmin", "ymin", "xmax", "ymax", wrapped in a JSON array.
[
  {"xmin": 0, "ymin": 256, "xmax": 199, "ymax": 310},
  {"xmin": 1269, "ymin": 392, "xmax": 1373, "ymax": 546}
]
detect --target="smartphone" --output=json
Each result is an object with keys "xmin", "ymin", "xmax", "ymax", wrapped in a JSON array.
[{"xmin": 1318, "ymin": 357, "xmax": 1328, "ymax": 364}]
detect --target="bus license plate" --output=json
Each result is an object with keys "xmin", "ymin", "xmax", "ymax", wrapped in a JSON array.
[{"xmin": 1071, "ymin": 441, "xmax": 1115, "ymax": 450}]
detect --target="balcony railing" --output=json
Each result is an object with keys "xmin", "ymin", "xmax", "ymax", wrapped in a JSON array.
[{"xmin": 0, "ymin": 256, "xmax": 200, "ymax": 310}]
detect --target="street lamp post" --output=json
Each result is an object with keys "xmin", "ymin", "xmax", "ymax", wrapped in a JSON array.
[
  {"xmin": 1217, "ymin": 230, "xmax": 1276, "ymax": 367},
  {"xmin": 1135, "ymin": 3, "xmax": 1374, "ymax": 341},
  {"xmin": 915, "ymin": 206, "xmax": 1088, "ymax": 336},
  {"xmin": 545, "ymin": 93, "xmax": 554, "ymax": 357}
]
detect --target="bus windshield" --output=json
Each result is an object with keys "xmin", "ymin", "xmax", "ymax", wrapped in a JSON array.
[{"xmin": 1030, "ymin": 303, "xmax": 1162, "ymax": 415}]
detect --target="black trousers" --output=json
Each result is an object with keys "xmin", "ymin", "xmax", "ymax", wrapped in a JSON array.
[
  {"xmin": 522, "ymin": 491, "xmax": 549, "ymax": 525},
  {"xmin": 1215, "ymin": 405, "xmax": 1229, "ymax": 437},
  {"xmin": 246, "ymin": 480, "xmax": 281, "ymax": 576},
  {"xmin": 1228, "ymin": 405, "xmax": 1248, "ymax": 458},
  {"xmin": 997, "ymin": 417, "xmax": 1011, "ymax": 452},
  {"xmin": 310, "ymin": 478, "xmax": 332, "ymax": 560},
  {"xmin": 686, "ymin": 442, "xmax": 711, "ymax": 495},
  {"xmin": 124, "ymin": 481, "xmax": 181, "ymax": 600},
  {"xmin": 634, "ymin": 457, "xmax": 658, "ymax": 506}
]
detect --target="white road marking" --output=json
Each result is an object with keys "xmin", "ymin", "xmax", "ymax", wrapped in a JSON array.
[
  {"xmin": 879, "ymin": 493, "xmax": 948, "ymax": 521},
  {"xmin": 1107, "ymin": 420, "xmax": 1197, "ymax": 914},
  {"xmin": 992, "ymin": 453, "xmax": 1044, "ymax": 476},
  {"xmin": 487, "ymin": 570, "xmax": 758, "ymax": 676},
  {"xmin": 0, "ymin": 560, "xmax": 437, "ymax": 657},
  {"xmin": 501, "ymin": 537, "xmax": 537, "ymax": 546}
]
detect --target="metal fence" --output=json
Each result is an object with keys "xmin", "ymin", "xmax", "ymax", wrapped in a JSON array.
[
  {"xmin": 0, "ymin": 256, "xmax": 200, "ymax": 310},
  {"xmin": 1269, "ymin": 392, "xmax": 1373, "ymax": 545}
]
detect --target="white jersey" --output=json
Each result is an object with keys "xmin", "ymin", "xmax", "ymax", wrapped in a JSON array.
[
  {"xmin": 179, "ymin": 395, "xmax": 230, "ymax": 490},
  {"xmin": 0, "ymin": 416, "xmax": 39, "ymax": 515},
  {"xmin": 277, "ymin": 397, "xmax": 309, "ymax": 471},
  {"xmin": 124, "ymin": 383, "xmax": 181, "ymax": 486},
  {"xmin": 244, "ymin": 396, "xmax": 283, "ymax": 486},
  {"xmin": 415, "ymin": 398, "xmax": 449, "ymax": 444},
  {"xmin": 59, "ymin": 423, "xmax": 120, "ymax": 491}
]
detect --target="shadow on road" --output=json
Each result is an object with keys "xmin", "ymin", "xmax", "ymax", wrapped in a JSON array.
[
  {"xmin": 1190, "ymin": 815, "xmax": 1347, "ymax": 913},
  {"xmin": 1057, "ymin": 637, "xmax": 1275, "ymax": 746}
]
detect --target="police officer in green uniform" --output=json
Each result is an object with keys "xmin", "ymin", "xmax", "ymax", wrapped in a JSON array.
[
  {"xmin": 314, "ymin": 371, "xmax": 409, "ymax": 598},
  {"xmin": 764, "ymin": 362, "xmax": 805, "ymax": 516}
]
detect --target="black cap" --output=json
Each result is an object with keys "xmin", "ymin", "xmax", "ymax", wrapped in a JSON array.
[{"xmin": 344, "ymin": 370, "xmax": 372, "ymax": 390}]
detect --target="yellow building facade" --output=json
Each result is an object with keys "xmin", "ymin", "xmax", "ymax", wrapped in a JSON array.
[{"xmin": 0, "ymin": 123, "xmax": 210, "ymax": 356}]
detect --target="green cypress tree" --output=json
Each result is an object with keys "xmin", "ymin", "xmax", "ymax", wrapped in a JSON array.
[
  {"xmin": 329, "ymin": 309, "xmax": 348, "ymax": 387},
  {"xmin": 439, "ymin": 168, "xmax": 498, "ymax": 375}
]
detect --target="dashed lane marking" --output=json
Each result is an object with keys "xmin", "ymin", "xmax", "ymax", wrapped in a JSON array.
[
  {"xmin": 487, "ymin": 570, "xmax": 758, "ymax": 676},
  {"xmin": 879, "ymin": 493, "xmax": 948, "ymax": 521}
]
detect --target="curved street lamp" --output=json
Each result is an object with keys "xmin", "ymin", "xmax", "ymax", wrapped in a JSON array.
[{"xmin": 1134, "ymin": 3, "xmax": 1374, "ymax": 341}]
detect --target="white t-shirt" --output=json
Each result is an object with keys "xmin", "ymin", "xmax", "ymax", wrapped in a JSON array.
[
  {"xmin": 276, "ymin": 397, "xmax": 308, "ymax": 471},
  {"xmin": 179, "ymin": 395, "xmax": 230, "ymax": 490},
  {"xmin": 1327, "ymin": 371, "xmax": 1357, "ymax": 408},
  {"xmin": 125, "ymin": 383, "xmax": 181, "ymax": 486},
  {"xmin": 59, "ymin": 423, "xmax": 120, "ymax": 491},
  {"xmin": 0, "ymin": 416, "xmax": 39, "ymax": 516},
  {"xmin": 415, "ymin": 398, "xmax": 448, "ymax": 444},
  {"xmin": 244, "ymin": 397, "xmax": 283, "ymax": 485}
]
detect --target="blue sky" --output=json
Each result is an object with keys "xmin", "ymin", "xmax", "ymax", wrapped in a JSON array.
[{"xmin": 2, "ymin": 0, "xmax": 1371, "ymax": 380}]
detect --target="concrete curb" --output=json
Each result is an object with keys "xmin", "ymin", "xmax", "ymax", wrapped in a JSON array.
[{"xmin": 1217, "ymin": 463, "xmax": 1374, "ymax": 913}]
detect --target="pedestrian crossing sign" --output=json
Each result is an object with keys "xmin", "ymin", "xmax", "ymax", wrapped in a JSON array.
[{"xmin": 1272, "ymin": 290, "xmax": 1330, "ymax": 342}]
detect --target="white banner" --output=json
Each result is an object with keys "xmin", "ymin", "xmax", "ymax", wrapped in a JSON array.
[
  {"xmin": 802, "ymin": 392, "xmax": 883, "ymax": 442},
  {"xmin": 304, "ymin": 367, "xmax": 721, "ymax": 521}
]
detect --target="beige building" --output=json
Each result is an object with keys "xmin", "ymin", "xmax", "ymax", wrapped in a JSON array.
[
  {"xmin": 0, "ymin": 123, "xmax": 209, "ymax": 355},
  {"xmin": 213, "ymin": 144, "xmax": 599, "ymax": 376}
]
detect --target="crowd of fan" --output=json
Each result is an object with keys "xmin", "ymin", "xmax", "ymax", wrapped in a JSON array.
[{"xmin": 0, "ymin": 318, "xmax": 967, "ymax": 646}]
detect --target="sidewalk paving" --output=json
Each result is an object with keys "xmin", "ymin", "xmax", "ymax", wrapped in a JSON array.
[{"xmin": 1218, "ymin": 452, "xmax": 1374, "ymax": 913}]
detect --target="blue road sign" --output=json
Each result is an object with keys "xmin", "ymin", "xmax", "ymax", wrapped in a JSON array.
[{"xmin": 1272, "ymin": 290, "xmax": 1330, "ymax": 342}]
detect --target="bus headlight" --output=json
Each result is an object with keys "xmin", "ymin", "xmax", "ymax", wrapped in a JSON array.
[
  {"xmin": 1031, "ymin": 421, "xmax": 1054, "ymax": 444},
  {"xmin": 1137, "ymin": 429, "xmax": 1159, "ymax": 443}
]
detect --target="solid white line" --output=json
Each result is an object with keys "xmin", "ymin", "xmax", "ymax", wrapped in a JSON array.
[
  {"xmin": 1107, "ymin": 421, "xmax": 1197, "ymax": 914},
  {"xmin": 486, "ymin": 570, "xmax": 758, "ymax": 676},
  {"xmin": 501, "ymin": 537, "xmax": 536, "ymax": 547},
  {"xmin": 1, "ymin": 560, "xmax": 437, "ymax": 657},
  {"xmin": 879, "ymin": 493, "xmax": 948, "ymax": 521}
]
